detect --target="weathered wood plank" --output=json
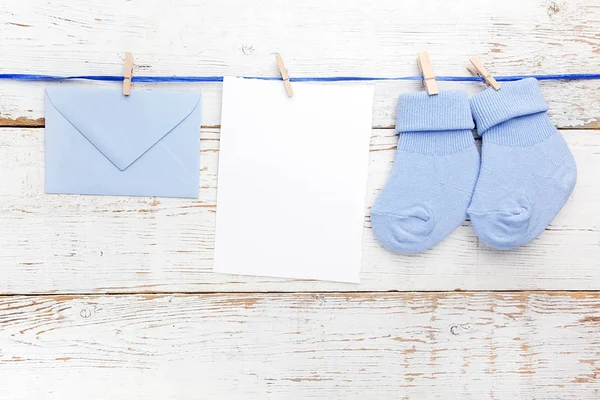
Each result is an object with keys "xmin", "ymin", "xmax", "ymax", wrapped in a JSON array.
[
  {"xmin": 0, "ymin": 0, "xmax": 599, "ymax": 128},
  {"xmin": 0, "ymin": 128, "xmax": 598, "ymax": 294},
  {"xmin": 1, "ymin": 292, "xmax": 599, "ymax": 399}
]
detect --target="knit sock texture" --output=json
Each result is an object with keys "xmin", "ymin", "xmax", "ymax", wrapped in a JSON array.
[
  {"xmin": 468, "ymin": 78, "xmax": 577, "ymax": 250},
  {"xmin": 370, "ymin": 90, "xmax": 479, "ymax": 253}
]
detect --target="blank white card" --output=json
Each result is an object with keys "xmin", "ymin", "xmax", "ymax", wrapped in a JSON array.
[{"xmin": 214, "ymin": 77, "xmax": 374, "ymax": 283}]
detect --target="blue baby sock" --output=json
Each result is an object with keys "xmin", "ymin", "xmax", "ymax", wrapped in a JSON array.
[
  {"xmin": 468, "ymin": 78, "xmax": 577, "ymax": 250},
  {"xmin": 370, "ymin": 91, "xmax": 479, "ymax": 253}
]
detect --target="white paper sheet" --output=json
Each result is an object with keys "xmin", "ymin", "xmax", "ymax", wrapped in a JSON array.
[{"xmin": 213, "ymin": 77, "xmax": 374, "ymax": 283}]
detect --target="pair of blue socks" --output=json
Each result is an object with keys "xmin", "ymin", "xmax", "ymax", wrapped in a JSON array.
[{"xmin": 371, "ymin": 78, "xmax": 577, "ymax": 252}]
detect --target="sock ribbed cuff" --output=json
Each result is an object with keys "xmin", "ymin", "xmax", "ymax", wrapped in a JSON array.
[
  {"xmin": 398, "ymin": 130, "xmax": 476, "ymax": 155},
  {"xmin": 396, "ymin": 90, "xmax": 475, "ymax": 133},
  {"xmin": 483, "ymin": 112, "xmax": 557, "ymax": 146},
  {"xmin": 470, "ymin": 78, "xmax": 549, "ymax": 134}
]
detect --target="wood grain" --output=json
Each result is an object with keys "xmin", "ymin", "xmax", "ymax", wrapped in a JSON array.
[
  {"xmin": 1, "ymin": 292, "xmax": 600, "ymax": 399},
  {"xmin": 0, "ymin": 0, "xmax": 599, "ymax": 128},
  {"xmin": 1, "ymin": 1, "xmax": 599, "ymax": 397},
  {"xmin": 0, "ymin": 127, "xmax": 598, "ymax": 294}
]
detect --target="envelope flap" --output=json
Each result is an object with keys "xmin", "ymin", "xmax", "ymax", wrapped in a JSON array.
[{"xmin": 45, "ymin": 88, "xmax": 201, "ymax": 171}]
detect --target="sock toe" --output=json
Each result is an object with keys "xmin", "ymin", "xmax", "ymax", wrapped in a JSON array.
[
  {"xmin": 371, "ymin": 205, "xmax": 435, "ymax": 253},
  {"xmin": 468, "ymin": 197, "xmax": 532, "ymax": 250}
]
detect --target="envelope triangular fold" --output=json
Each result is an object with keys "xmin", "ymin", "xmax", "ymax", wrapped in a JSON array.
[
  {"xmin": 45, "ymin": 88, "xmax": 201, "ymax": 171},
  {"xmin": 44, "ymin": 87, "xmax": 202, "ymax": 198}
]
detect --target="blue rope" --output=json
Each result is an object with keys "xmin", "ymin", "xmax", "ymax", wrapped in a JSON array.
[{"xmin": 0, "ymin": 73, "xmax": 599, "ymax": 83}]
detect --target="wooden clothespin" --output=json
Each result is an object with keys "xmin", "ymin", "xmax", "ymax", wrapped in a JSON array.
[
  {"xmin": 417, "ymin": 51, "xmax": 439, "ymax": 95},
  {"xmin": 467, "ymin": 57, "xmax": 500, "ymax": 90},
  {"xmin": 275, "ymin": 53, "xmax": 294, "ymax": 97},
  {"xmin": 123, "ymin": 52, "xmax": 134, "ymax": 96}
]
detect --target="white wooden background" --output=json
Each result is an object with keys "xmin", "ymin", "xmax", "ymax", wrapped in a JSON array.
[{"xmin": 0, "ymin": 0, "xmax": 599, "ymax": 398}]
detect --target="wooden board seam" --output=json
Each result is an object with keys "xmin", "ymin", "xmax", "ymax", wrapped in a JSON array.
[{"xmin": 2, "ymin": 290, "xmax": 600, "ymax": 297}]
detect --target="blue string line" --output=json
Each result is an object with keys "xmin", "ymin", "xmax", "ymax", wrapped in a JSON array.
[{"xmin": 0, "ymin": 73, "xmax": 599, "ymax": 83}]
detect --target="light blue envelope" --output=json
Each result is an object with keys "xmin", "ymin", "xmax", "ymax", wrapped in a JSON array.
[{"xmin": 45, "ymin": 87, "xmax": 201, "ymax": 198}]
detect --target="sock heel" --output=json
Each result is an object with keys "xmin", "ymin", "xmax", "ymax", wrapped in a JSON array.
[
  {"xmin": 371, "ymin": 205, "xmax": 435, "ymax": 253},
  {"xmin": 468, "ymin": 197, "xmax": 532, "ymax": 250},
  {"xmin": 552, "ymin": 164, "xmax": 577, "ymax": 193}
]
